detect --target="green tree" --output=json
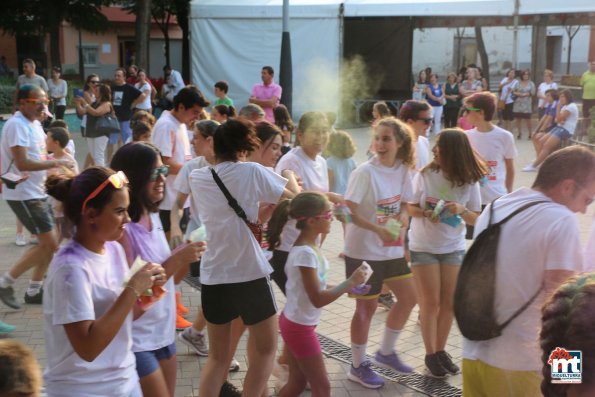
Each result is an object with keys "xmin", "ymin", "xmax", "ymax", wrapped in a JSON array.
[{"xmin": 0, "ymin": 0, "xmax": 110, "ymax": 70}]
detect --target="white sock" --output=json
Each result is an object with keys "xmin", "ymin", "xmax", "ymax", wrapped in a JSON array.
[
  {"xmin": 351, "ymin": 343, "xmax": 367, "ymax": 368},
  {"xmin": 380, "ymin": 327, "xmax": 401, "ymax": 355},
  {"xmin": 26, "ymin": 281, "xmax": 43, "ymax": 296},
  {"xmin": 0, "ymin": 272, "xmax": 16, "ymax": 288}
]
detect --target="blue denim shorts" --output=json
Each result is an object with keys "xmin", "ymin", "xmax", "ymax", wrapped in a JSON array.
[
  {"xmin": 550, "ymin": 126, "xmax": 571, "ymax": 140},
  {"xmin": 134, "ymin": 342, "xmax": 177, "ymax": 378},
  {"xmin": 410, "ymin": 250, "xmax": 465, "ymax": 266}
]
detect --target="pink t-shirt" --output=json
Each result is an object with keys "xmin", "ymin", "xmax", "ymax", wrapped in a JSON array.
[{"xmin": 251, "ymin": 82, "xmax": 282, "ymax": 122}]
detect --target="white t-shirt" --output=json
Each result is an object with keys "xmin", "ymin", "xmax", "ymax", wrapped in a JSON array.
[
  {"xmin": 174, "ymin": 156, "xmax": 210, "ymax": 226},
  {"xmin": 124, "ymin": 213, "xmax": 176, "ymax": 352},
  {"xmin": 466, "ymin": 126, "xmax": 517, "ymax": 203},
  {"xmin": 134, "ymin": 82, "xmax": 152, "ymax": 110},
  {"xmin": 537, "ymin": 81, "xmax": 558, "ymax": 108},
  {"xmin": 283, "ymin": 245, "xmax": 329, "ymax": 326},
  {"xmin": 462, "ymin": 188, "xmax": 583, "ymax": 371},
  {"xmin": 416, "ymin": 135, "xmax": 431, "ymax": 171},
  {"xmin": 190, "ymin": 161, "xmax": 287, "ymax": 284},
  {"xmin": 499, "ymin": 78, "xmax": 516, "ymax": 105},
  {"xmin": 344, "ymin": 156, "xmax": 414, "ymax": 261},
  {"xmin": 43, "ymin": 240, "xmax": 138, "ymax": 397},
  {"xmin": 0, "ymin": 112, "xmax": 48, "ymax": 200},
  {"xmin": 152, "ymin": 111, "xmax": 192, "ymax": 210},
  {"xmin": 275, "ymin": 147, "xmax": 329, "ymax": 252},
  {"xmin": 408, "ymin": 169, "xmax": 481, "ymax": 253},
  {"xmin": 584, "ymin": 220, "xmax": 595, "ymax": 272},
  {"xmin": 559, "ymin": 103, "xmax": 579, "ymax": 135}
]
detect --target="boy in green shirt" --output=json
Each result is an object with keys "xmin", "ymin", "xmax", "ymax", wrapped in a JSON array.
[
  {"xmin": 580, "ymin": 61, "xmax": 595, "ymax": 118},
  {"xmin": 213, "ymin": 81, "xmax": 233, "ymax": 107}
]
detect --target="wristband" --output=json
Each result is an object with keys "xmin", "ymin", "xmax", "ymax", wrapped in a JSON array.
[
  {"xmin": 460, "ymin": 208, "xmax": 469, "ymax": 216},
  {"xmin": 125, "ymin": 285, "xmax": 141, "ymax": 298}
]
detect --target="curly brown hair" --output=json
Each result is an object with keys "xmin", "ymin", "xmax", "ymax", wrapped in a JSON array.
[
  {"xmin": 326, "ymin": 130, "xmax": 356, "ymax": 159},
  {"xmin": 375, "ymin": 117, "xmax": 416, "ymax": 168}
]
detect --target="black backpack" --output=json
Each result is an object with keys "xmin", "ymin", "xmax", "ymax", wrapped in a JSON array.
[{"xmin": 454, "ymin": 199, "xmax": 547, "ymax": 341}]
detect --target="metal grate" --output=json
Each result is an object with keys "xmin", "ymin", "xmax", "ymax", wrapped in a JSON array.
[
  {"xmin": 183, "ymin": 276, "xmax": 462, "ymax": 396},
  {"xmin": 317, "ymin": 334, "xmax": 462, "ymax": 397}
]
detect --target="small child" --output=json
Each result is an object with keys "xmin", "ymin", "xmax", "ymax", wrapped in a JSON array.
[
  {"xmin": 268, "ymin": 192, "xmax": 366, "ymax": 397},
  {"xmin": 326, "ymin": 130, "xmax": 357, "ymax": 196},
  {"xmin": 48, "ymin": 119, "xmax": 76, "ymax": 160},
  {"xmin": 367, "ymin": 101, "xmax": 391, "ymax": 157},
  {"xmin": 0, "ymin": 339, "xmax": 43, "ymax": 396},
  {"xmin": 46, "ymin": 127, "xmax": 79, "ymax": 241},
  {"xmin": 131, "ymin": 120, "xmax": 153, "ymax": 142},
  {"xmin": 213, "ymin": 80, "xmax": 233, "ymax": 107},
  {"xmin": 274, "ymin": 104, "xmax": 295, "ymax": 155}
]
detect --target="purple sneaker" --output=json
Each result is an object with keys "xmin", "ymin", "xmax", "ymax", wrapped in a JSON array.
[
  {"xmin": 373, "ymin": 351, "xmax": 413, "ymax": 374},
  {"xmin": 347, "ymin": 360, "xmax": 385, "ymax": 389}
]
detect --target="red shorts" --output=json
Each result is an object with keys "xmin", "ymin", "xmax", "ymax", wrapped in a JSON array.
[{"xmin": 279, "ymin": 312, "xmax": 321, "ymax": 359}]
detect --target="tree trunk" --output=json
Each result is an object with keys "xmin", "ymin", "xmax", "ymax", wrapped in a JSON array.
[
  {"xmin": 135, "ymin": 0, "xmax": 151, "ymax": 71},
  {"xmin": 174, "ymin": 0, "xmax": 190, "ymax": 81},
  {"xmin": 48, "ymin": 5, "xmax": 61, "ymax": 70},
  {"xmin": 475, "ymin": 25, "xmax": 489, "ymax": 88}
]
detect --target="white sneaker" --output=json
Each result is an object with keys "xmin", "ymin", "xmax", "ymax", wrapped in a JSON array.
[
  {"xmin": 229, "ymin": 358, "xmax": 241, "ymax": 372},
  {"xmin": 178, "ymin": 328, "xmax": 209, "ymax": 356},
  {"xmin": 522, "ymin": 164, "xmax": 538, "ymax": 172},
  {"xmin": 15, "ymin": 233, "xmax": 27, "ymax": 246}
]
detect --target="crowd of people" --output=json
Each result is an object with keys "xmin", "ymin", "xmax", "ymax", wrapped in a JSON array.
[{"xmin": 0, "ymin": 58, "xmax": 595, "ymax": 397}]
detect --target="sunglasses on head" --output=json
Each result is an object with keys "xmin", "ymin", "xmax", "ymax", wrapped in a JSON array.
[
  {"xmin": 81, "ymin": 171, "xmax": 128, "ymax": 214},
  {"xmin": 417, "ymin": 117, "xmax": 433, "ymax": 125},
  {"xmin": 464, "ymin": 107, "xmax": 481, "ymax": 113},
  {"xmin": 150, "ymin": 165, "xmax": 169, "ymax": 181},
  {"xmin": 295, "ymin": 209, "xmax": 333, "ymax": 222}
]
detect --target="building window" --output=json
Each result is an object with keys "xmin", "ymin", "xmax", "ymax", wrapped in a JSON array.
[{"xmin": 82, "ymin": 46, "xmax": 99, "ymax": 66}]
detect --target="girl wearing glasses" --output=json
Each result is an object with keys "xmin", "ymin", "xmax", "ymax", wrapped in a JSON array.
[
  {"xmin": 343, "ymin": 118, "xmax": 418, "ymax": 388},
  {"xmin": 398, "ymin": 100, "xmax": 432, "ymax": 171},
  {"xmin": 407, "ymin": 129, "xmax": 486, "ymax": 377},
  {"xmin": 267, "ymin": 192, "xmax": 366, "ymax": 397},
  {"xmin": 110, "ymin": 143, "xmax": 205, "ymax": 397},
  {"xmin": 43, "ymin": 167, "xmax": 166, "ymax": 397}
]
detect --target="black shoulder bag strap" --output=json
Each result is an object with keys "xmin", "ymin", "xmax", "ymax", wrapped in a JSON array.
[
  {"xmin": 488, "ymin": 198, "xmax": 550, "ymax": 331},
  {"xmin": 210, "ymin": 167, "xmax": 249, "ymax": 225}
]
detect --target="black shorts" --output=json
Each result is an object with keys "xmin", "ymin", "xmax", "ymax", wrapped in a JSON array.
[
  {"xmin": 159, "ymin": 208, "xmax": 189, "ymax": 234},
  {"xmin": 7, "ymin": 198, "xmax": 54, "ymax": 235},
  {"xmin": 502, "ymin": 103, "xmax": 514, "ymax": 121},
  {"xmin": 201, "ymin": 277, "xmax": 277, "ymax": 325},
  {"xmin": 270, "ymin": 250, "xmax": 289, "ymax": 295},
  {"xmin": 513, "ymin": 112, "xmax": 531, "ymax": 120},
  {"xmin": 344, "ymin": 256, "xmax": 412, "ymax": 299}
]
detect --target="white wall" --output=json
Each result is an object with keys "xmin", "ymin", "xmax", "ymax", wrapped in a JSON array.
[{"xmin": 412, "ymin": 25, "xmax": 590, "ymax": 82}]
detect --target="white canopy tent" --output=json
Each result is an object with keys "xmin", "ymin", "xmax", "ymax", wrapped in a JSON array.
[{"xmin": 189, "ymin": 0, "xmax": 594, "ymax": 117}]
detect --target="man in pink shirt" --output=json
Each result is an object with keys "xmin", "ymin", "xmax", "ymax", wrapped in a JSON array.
[{"xmin": 249, "ymin": 66, "xmax": 282, "ymax": 123}]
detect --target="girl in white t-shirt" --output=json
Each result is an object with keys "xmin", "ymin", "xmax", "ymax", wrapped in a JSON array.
[
  {"xmin": 343, "ymin": 117, "xmax": 418, "ymax": 389},
  {"xmin": 525, "ymin": 89, "xmax": 579, "ymax": 172},
  {"xmin": 191, "ymin": 118, "xmax": 295, "ymax": 397},
  {"xmin": 273, "ymin": 112, "xmax": 343, "ymax": 294},
  {"xmin": 267, "ymin": 192, "xmax": 366, "ymax": 397},
  {"xmin": 406, "ymin": 129, "xmax": 486, "ymax": 377},
  {"xmin": 111, "ymin": 143, "xmax": 205, "ymax": 397},
  {"xmin": 398, "ymin": 100, "xmax": 432, "ymax": 171},
  {"xmin": 43, "ymin": 167, "xmax": 167, "ymax": 397}
]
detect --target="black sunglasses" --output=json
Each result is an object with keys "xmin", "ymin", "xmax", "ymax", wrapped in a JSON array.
[
  {"xmin": 150, "ymin": 165, "xmax": 169, "ymax": 181},
  {"xmin": 417, "ymin": 117, "xmax": 433, "ymax": 125}
]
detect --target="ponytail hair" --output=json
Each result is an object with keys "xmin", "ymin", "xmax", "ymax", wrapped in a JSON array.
[
  {"xmin": 540, "ymin": 273, "xmax": 595, "ymax": 396},
  {"xmin": 46, "ymin": 166, "xmax": 121, "ymax": 226},
  {"xmin": 267, "ymin": 192, "xmax": 328, "ymax": 251},
  {"xmin": 376, "ymin": 117, "xmax": 416, "ymax": 168}
]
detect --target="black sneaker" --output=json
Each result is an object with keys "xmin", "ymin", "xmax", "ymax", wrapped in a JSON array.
[
  {"xmin": 377, "ymin": 293, "xmax": 395, "ymax": 310},
  {"xmin": 24, "ymin": 288, "xmax": 43, "ymax": 304},
  {"xmin": 437, "ymin": 350, "xmax": 460, "ymax": 375},
  {"xmin": 219, "ymin": 380, "xmax": 242, "ymax": 397},
  {"xmin": 0, "ymin": 286, "xmax": 21, "ymax": 309},
  {"xmin": 425, "ymin": 353, "xmax": 448, "ymax": 378}
]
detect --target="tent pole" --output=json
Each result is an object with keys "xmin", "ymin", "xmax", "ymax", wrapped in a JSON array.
[
  {"xmin": 512, "ymin": 0, "xmax": 520, "ymax": 69},
  {"xmin": 280, "ymin": 0, "xmax": 293, "ymax": 115}
]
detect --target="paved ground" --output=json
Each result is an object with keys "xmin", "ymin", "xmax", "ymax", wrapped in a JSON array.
[{"xmin": 0, "ymin": 123, "xmax": 593, "ymax": 397}]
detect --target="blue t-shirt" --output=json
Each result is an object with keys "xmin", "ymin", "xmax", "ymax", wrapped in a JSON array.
[
  {"xmin": 326, "ymin": 156, "xmax": 356, "ymax": 195},
  {"xmin": 427, "ymin": 84, "xmax": 443, "ymax": 107}
]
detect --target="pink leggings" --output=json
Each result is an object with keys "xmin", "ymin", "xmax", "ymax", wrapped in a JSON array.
[{"xmin": 279, "ymin": 312, "xmax": 321, "ymax": 359}]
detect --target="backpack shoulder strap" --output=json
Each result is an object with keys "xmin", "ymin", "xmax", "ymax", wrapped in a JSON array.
[{"xmin": 493, "ymin": 200, "xmax": 549, "ymax": 227}]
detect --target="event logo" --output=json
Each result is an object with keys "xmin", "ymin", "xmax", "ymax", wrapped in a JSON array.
[{"xmin": 548, "ymin": 347, "xmax": 582, "ymax": 384}]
